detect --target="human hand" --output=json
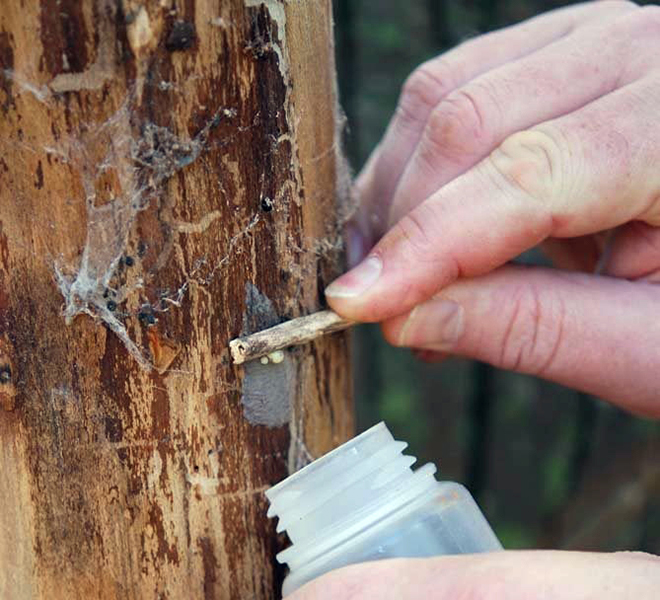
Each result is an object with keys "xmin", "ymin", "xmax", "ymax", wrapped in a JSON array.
[
  {"xmin": 325, "ymin": 1, "xmax": 660, "ymax": 414},
  {"xmin": 287, "ymin": 551, "xmax": 660, "ymax": 599}
]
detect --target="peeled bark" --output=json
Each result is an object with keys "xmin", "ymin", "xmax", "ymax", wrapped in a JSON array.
[{"xmin": 0, "ymin": 1, "xmax": 353, "ymax": 598}]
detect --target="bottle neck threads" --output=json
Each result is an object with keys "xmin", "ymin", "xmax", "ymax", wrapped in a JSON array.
[{"xmin": 266, "ymin": 422, "xmax": 438, "ymax": 570}]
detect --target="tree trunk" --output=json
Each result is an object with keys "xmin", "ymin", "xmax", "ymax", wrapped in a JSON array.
[{"xmin": 0, "ymin": 1, "xmax": 353, "ymax": 598}]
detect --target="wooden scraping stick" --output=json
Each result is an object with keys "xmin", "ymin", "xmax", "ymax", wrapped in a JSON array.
[{"xmin": 229, "ymin": 310, "xmax": 354, "ymax": 364}]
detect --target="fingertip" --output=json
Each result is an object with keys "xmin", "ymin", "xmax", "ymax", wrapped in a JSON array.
[
  {"xmin": 325, "ymin": 255, "xmax": 385, "ymax": 321},
  {"xmin": 380, "ymin": 311, "xmax": 411, "ymax": 346},
  {"xmin": 325, "ymin": 293, "xmax": 375, "ymax": 323},
  {"xmin": 326, "ymin": 255, "xmax": 382, "ymax": 295},
  {"xmin": 325, "ymin": 263, "xmax": 418, "ymax": 323},
  {"xmin": 325, "ymin": 250, "xmax": 442, "ymax": 323},
  {"xmin": 328, "ymin": 203, "xmax": 459, "ymax": 321}
]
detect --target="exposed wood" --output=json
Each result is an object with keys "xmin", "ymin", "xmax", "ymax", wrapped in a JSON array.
[
  {"xmin": 0, "ymin": 1, "xmax": 353, "ymax": 599},
  {"xmin": 230, "ymin": 310, "xmax": 354, "ymax": 364}
]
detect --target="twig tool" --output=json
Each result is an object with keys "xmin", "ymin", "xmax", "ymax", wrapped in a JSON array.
[{"xmin": 229, "ymin": 310, "xmax": 354, "ymax": 364}]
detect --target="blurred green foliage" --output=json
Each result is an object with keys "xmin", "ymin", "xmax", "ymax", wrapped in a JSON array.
[{"xmin": 334, "ymin": 0, "xmax": 660, "ymax": 553}]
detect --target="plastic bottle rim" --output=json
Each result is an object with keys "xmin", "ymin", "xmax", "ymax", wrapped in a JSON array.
[{"xmin": 277, "ymin": 462, "xmax": 438, "ymax": 568}]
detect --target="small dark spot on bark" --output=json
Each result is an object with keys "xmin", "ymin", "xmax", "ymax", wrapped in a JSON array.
[
  {"xmin": 104, "ymin": 416, "xmax": 123, "ymax": 443},
  {"xmin": 0, "ymin": 31, "xmax": 14, "ymax": 71},
  {"xmin": 141, "ymin": 314, "xmax": 156, "ymax": 325},
  {"xmin": 165, "ymin": 21, "xmax": 195, "ymax": 52},
  {"xmin": 35, "ymin": 161, "xmax": 44, "ymax": 189},
  {"xmin": 106, "ymin": 300, "xmax": 117, "ymax": 311},
  {"xmin": 0, "ymin": 365, "xmax": 11, "ymax": 384},
  {"xmin": 138, "ymin": 307, "xmax": 156, "ymax": 325},
  {"xmin": 124, "ymin": 255, "xmax": 135, "ymax": 267},
  {"xmin": 0, "ymin": 31, "xmax": 15, "ymax": 113},
  {"xmin": 137, "ymin": 241, "xmax": 148, "ymax": 257},
  {"xmin": 50, "ymin": 122, "xmax": 60, "ymax": 142},
  {"xmin": 197, "ymin": 537, "xmax": 218, "ymax": 600},
  {"xmin": 260, "ymin": 196, "xmax": 273, "ymax": 212}
]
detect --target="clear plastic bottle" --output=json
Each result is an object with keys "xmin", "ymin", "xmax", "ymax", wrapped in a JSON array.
[{"xmin": 266, "ymin": 422, "xmax": 502, "ymax": 596}]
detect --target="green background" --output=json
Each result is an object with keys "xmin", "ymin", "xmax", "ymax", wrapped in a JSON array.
[{"xmin": 334, "ymin": 0, "xmax": 660, "ymax": 552}]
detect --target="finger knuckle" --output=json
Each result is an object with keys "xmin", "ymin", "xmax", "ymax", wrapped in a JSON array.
[
  {"xmin": 393, "ymin": 213, "xmax": 433, "ymax": 265},
  {"xmin": 397, "ymin": 62, "xmax": 454, "ymax": 129},
  {"xmin": 381, "ymin": 321, "xmax": 404, "ymax": 347},
  {"xmin": 488, "ymin": 128, "xmax": 565, "ymax": 206},
  {"xmin": 498, "ymin": 282, "xmax": 565, "ymax": 376},
  {"xmin": 390, "ymin": 202, "xmax": 441, "ymax": 265},
  {"xmin": 418, "ymin": 86, "xmax": 492, "ymax": 169}
]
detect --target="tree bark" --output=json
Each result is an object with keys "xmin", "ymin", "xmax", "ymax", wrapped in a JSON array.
[{"xmin": 0, "ymin": 1, "xmax": 353, "ymax": 598}]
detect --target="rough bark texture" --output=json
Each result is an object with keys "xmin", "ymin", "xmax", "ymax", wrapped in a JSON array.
[{"xmin": 0, "ymin": 1, "xmax": 353, "ymax": 598}]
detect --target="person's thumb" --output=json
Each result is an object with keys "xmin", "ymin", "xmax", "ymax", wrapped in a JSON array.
[{"xmin": 382, "ymin": 264, "xmax": 660, "ymax": 416}]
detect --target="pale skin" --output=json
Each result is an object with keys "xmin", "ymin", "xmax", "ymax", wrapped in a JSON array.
[{"xmin": 291, "ymin": 1, "xmax": 660, "ymax": 598}]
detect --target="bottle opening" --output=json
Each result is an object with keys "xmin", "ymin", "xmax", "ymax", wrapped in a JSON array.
[{"xmin": 267, "ymin": 422, "xmax": 437, "ymax": 568}]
